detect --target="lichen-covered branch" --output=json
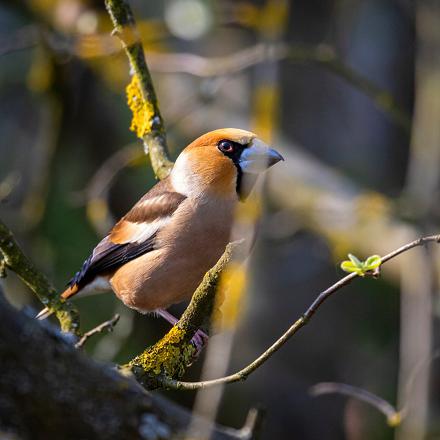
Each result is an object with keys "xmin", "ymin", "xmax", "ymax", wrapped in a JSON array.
[
  {"xmin": 0, "ymin": 218, "xmax": 80, "ymax": 335},
  {"xmin": 124, "ymin": 242, "xmax": 239, "ymax": 389},
  {"xmin": 160, "ymin": 234, "xmax": 440, "ymax": 390},
  {"xmin": 104, "ymin": 0, "xmax": 173, "ymax": 179}
]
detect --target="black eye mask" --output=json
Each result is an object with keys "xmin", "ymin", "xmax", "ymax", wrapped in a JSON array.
[{"xmin": 217, "ymin": 139, "xmax": 255, "ymax": 200}]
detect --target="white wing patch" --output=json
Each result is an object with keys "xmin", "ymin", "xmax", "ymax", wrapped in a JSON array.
[
  {"xmin": 136, "ymin": 194, "xmax": 169, "ymax": 209},
  {"xmin": 120, "ymin": 217, "xmax": 171, "ymax": 244}
]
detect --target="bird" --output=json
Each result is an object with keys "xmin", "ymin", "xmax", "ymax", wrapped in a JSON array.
[{"xmin": 37, "ymin": 128, "xmax": 283, "ymax": 346}]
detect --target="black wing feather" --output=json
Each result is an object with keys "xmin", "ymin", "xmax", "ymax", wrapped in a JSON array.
[
  {"xmin": 68, "ymin": 177, "xmax": 186, "ymax": 291},
  {"xmin": 69, "ymin": 234, "xmax": 156, "ymax": 289}
]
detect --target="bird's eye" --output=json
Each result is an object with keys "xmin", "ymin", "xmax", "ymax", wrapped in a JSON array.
[{"xmin": 218, "ymin": 140, "xmax": 235, "ymax": 154}]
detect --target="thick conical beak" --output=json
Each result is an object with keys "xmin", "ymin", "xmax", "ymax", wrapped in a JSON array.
[
  {"xmin": 239, "ymin": 139, "xmax": 284, "ymax": 173},
  {"xmin": 266, "ymin": 148, "xmax": 285, "ymax": 167}
]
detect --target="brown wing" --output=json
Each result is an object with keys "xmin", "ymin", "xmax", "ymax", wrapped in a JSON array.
[{"xmin": 66, "ymin": 177, "xmax": 186, "ymax": 293}]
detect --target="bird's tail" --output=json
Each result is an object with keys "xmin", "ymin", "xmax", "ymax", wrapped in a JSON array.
[
  {"xmin": 36, "ymin": 306, "xmax": 54, "ymax": 320},
  {"xmin": 35, "ymin": 284, "xmax": 79, "ymax": 320},
  {"xmin": 61, "ymin": 283, "xmax": 79, "ymax": 300}
]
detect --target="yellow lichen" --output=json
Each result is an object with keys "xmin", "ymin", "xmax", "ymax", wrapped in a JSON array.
[
  {"xmin": 130, "ymin": 326, "xmax": 195, "ymax": 378},
  {"xmin": 126, "ymin": 74, "xmax": 155, "ymax": 138}
]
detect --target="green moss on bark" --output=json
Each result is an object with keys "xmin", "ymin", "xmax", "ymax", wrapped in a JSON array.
[{"xmin": 0, "ymin": 218, "xmax": 80, "ymax": 335}]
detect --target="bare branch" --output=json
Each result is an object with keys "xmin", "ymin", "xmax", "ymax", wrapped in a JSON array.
[
  {"xmin": 310, "ymin": 382, "xmax": 402, "ymax": 428},
  {"xmin": 309, "ymin": 350, "xmax": 440, "ymax": 429},
  {"xmin": 160, "ymin": 235, "xmax": 440, "ymax": 390},
  {"xmin": 0, "ymin": 289, "xmax": 264, "ymax": 440},
  {"xmin": 0, "ymin": 25, "xmax": 39, "ymax": 56},
  {"xmin": 145, "ymin": 43, "xmax": 411, "ymax": 134},
  {"xmin": 235, "ymin": 407, "xmax": 266, "ymax": 440},
  {"xmin": 292, "ymin": 45, "xmax": 412, "ymax": 135},
  {"xmin": 75, "ymin": 314, "xmax": 120, "ymax": 349}
]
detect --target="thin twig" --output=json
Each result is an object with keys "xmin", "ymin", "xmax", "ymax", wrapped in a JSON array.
[
  {"xmin": 76, "ymin": 144, "xmax": 140, "ymax": 235},
  {"xmin": 236, "ymin": 407, "xmax": 266, "ymax": 440},
  {"xmin": 397, "ymin": 348, "xmax": 440, "ymax": 425},
  {"xmin": 52, "ymin": 28, "xmax": 410, "ymax": 134},
  {"xmin": 30, "ymin": 22, "xmax": 408, "ymax": 134},
  {"xmin": 0, "ymin": 25, "xmax": 39, "ymax": 56},
  {"xmin": 75, "ymin": 314, "xmax": 120, "ymax": 349},
  {"xmin": 310, "ymin": 382, "xmax": 401, "ymax": 427},
  {"xmin": 104, "ymin": 0, "xmax": 173, "ymax": 179},
  {"xmin": 160, "ymin": 234, "xmax": 440, "ymax": 390},
  {"xmin": 309, "ymin": 349, "xmax": 440, "ymax": 429},
  {"xmin": 144, "ymin": 43, "xmax": 410, "ymax": 134},
  {"xmin": 291, "ymin": 45, "xmax": 412, "ymax": 135}
]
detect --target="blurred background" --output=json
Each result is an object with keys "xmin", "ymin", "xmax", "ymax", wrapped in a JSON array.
[{"xmin": 1, "ymin": 0, "xmax": 439, "ymax": 438}]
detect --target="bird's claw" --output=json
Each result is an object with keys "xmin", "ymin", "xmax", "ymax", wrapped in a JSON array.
[{"xmin": 190, "ymin": 329, "xmax": 209, "ymax": 358}]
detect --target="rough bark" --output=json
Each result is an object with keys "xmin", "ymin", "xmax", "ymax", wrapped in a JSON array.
[{"xmin": 0, "ymin": 290, "xmax": 257, "ymax": 440}]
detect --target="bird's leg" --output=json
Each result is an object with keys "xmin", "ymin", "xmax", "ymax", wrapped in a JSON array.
[{"xmin": 156, "ymin": 309, "xmax": 209, "ymax": 353}]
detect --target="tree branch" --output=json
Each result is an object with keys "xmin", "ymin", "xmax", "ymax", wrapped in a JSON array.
[
  {"xmin": 160, "ymin": 235, "xmax": 440, "ymax": 390},
  {"xmin": 123, "ymin": 242, "xmax": 240, "ymax": 390},
  {"xmin": 0, "ymin": 218, "xmax": 80, "ymax": 335},
  {"xmin": 0, "ymin": 288, "xmax": 262, "ymax": 440},
  {"xmin": 309, "ymin": 382, "xmax": 402, "ymax": 427},
  {"xmin": 75, "ymin": 314, "xmax": 120, "ymax": 349},
  {"xmin": 5, "ymin": 17, "xmax": 410, "ymax": 135},
  {"xmin": 101, "ymin": 0, "xmax": 413, "ymax": 395},
  {"xmin": 81, "ymin": 3, "xmax": 411, "ymax": 140},
  {"xmin": 142, "ymin": 43, "xmax": 411, "ymax": 134},
  {"xmin": 104, "ymin": 0, "xmax": 173, "ymax": 179},
  {"xmin": 310, "ymin": 350, "xmax": 440, "ymax": 429},
  {"xmin": 287, "ymin": 45, "xmax": 412, "ymax": 135},
  {"xmin": 102, "ymin": 0, "xmax": 246, "ymax": 389}
]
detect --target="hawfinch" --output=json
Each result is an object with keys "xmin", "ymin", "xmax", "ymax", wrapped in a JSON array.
[{"xmin": 37, "ymin": 128, "xmax": 283, "ymax": 337}]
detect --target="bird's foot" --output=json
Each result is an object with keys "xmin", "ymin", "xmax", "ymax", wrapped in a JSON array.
[
  {"xmin": 156, "ymin": 309, "xmax": 209, "ymax": 357},
  {"xmin": 190, "ymin": 329, "xmax": 209, "ymax": 357}
]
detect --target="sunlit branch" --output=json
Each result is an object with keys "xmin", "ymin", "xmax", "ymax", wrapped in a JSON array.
[
  {"xmin": 160, "ymin": 235, "xmax": 440, "ymax": 390},
  {"xmin": 104, "ymin": 0, "xmax": 173, "ymax": 179}
]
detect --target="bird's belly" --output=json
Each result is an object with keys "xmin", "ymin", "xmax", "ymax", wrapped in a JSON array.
[
  {"xmin": 109, "ymin": 199, "xmax": 234, "ymax": 312},
  {"xmin": 110, "ymin": 238, "xmax": 228, "ymax": 312}
]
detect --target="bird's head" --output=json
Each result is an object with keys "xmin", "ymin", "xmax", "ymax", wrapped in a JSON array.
[{"xmin": 171, "ymin": 128, "xmax": 284, "ymax": 200}]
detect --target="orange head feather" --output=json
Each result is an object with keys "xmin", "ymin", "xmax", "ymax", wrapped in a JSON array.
[{"xmin": 171, "ymin": 128, "xmax": 258, "ymax": 199}]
